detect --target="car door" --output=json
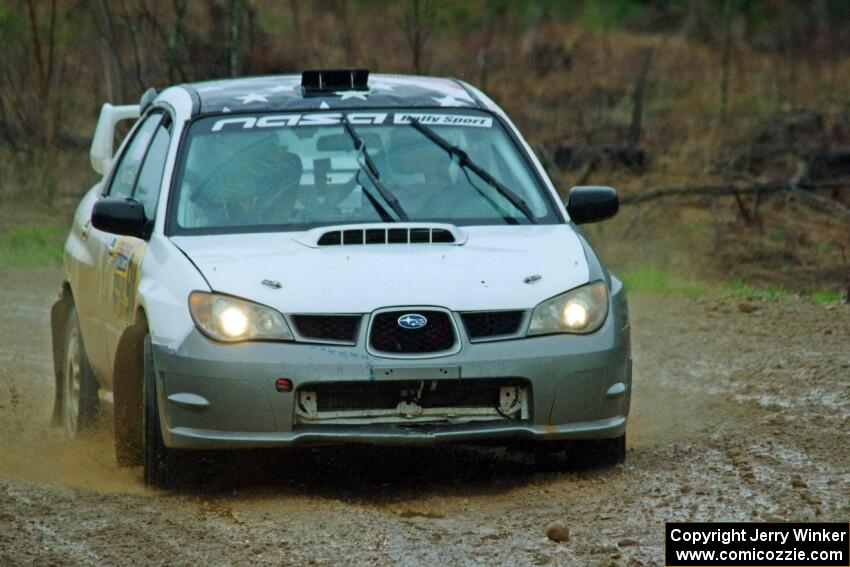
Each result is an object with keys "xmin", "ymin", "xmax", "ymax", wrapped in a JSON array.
[
  {"xmin": 90, "ymin": 112, "xmax": 163, "ymax": 387},
  {"xmin": 102, "ymin": 113, "xmax": 173, "ymax": 381},
  {"xmin": 68, "ymin": 185, "xmax": 109, "ymax": 382}
]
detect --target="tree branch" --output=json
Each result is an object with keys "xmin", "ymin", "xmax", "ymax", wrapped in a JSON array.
[
  {"xmin": 25, "ymin": 0, "xmax": 46, "ymax": 97},
  {"xmin": 620, "ymin": 183, "xmax": 787, "ymax": 205}
]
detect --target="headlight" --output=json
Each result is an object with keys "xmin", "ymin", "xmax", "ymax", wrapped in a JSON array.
[
  {"xmin": 188, "ymin": 292, "xmax": 294, "ymax": 343},
  {"xmin": 527, "ymin": 281, "xmax": 608, "ymax": 335}
]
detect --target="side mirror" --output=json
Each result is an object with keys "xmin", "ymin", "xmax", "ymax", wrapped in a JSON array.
[
  {"xmin": 566, "ymin": 186, "xmax": 619, "ymax": 224},
  {"xmin": 91, "ymin": 197, "xmax": 149, "ymax": 238},
  {"xmin": 90, "ymin": 103, "xmax": 141, "ymax": 175}
]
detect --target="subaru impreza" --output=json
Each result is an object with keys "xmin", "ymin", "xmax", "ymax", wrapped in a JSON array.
[{"xmin": 52, "ymin": 69, "xmax": 631, "ymax": 488}]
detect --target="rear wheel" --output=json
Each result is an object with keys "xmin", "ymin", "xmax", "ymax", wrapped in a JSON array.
[{"xmin": 61, "ymin": 307, "xmax": 99, "ymax": 436}]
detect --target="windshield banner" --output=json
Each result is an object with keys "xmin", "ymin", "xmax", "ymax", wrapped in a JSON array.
[
  {"xmin": 392, "ymin": 113, "xmax": 493, "ymax": 128},
  {"xmin": 209, "ymin": 112, "xmax": 493, "ymax": 133}
]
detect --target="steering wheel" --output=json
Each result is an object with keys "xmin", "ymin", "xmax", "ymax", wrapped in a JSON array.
[{"xmin": 255, "ymin": 182, "xmax": 300, "ymax": 224}]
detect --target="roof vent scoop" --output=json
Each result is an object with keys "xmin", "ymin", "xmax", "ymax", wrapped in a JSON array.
[{"xmin": 301, "ymin": 68, "xmax": 369, "ymax": 93}]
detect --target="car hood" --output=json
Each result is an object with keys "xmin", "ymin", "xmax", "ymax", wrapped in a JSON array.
[{"xmin": 170, "ymin": 225, "xmax": 590, "ymax": 313}]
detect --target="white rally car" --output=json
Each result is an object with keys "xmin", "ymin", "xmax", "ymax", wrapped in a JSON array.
[{"xmin": 52, "ymin": 69, "xmax": 630, "ymax": 488}]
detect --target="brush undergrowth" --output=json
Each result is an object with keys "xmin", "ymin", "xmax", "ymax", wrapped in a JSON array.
[
  {"xmin": 0, "ymin": 225, "xmax": 66, "ymax": 265},
  {"xmin": 619, "ymin": 265, "xmax": 844, "ymax": 303}
]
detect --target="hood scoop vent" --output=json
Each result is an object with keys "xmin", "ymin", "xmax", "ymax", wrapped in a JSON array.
[{"xmin": 296, "ymin": 223, "xmax": 467, "ymax": 248}]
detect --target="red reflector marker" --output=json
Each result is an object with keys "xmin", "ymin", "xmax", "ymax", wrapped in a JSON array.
[{"xmin": 275, "ymin": 378, "xmax": 293, "ymax": 392}]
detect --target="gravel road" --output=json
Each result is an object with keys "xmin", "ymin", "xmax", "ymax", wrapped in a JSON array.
[{"xmin": 1, "ymin": 266, "xmax": 848, "ymax": 566}]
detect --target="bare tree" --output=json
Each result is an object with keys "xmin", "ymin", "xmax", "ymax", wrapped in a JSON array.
[
  {"xmin": 118, "ymin": 1, "xmax": 149, "ymax": 93},
  {"xmin": 338, "ymin": 0, "xmax": 359, "ymax": 65},
  {"xmin": 403, "ymin": 0, "xmax": 436, "ymax": 74},
  {"xmin": 628, "ymin": 46, "xmax": 654, "ymax": 151},
  {"xmin": 142, "ymin": 0, "xmax": 189, "ymax": 82},
  {"xmin": 226, "ymin": 0, "xmax": 243, "ymax": 77},
  {"xmin": 476, "ymin": 2, "xmax": 508, "ymax": 91},
  {"xmin": 24, "ymin": 0, "xmax": 64, "ymax": 150},
  {"xmin": 0, "ymin": 91, "xmax": 17, "ymax": 150},
  {"xmin": 93, "ymin": 0, "xmax": 127, "ymax": 102},
  {"xmin": 719, "ymin": 0, "xmax": 733, "ymax": 123},
  {"xmin": 245, "ymin": 1, "xmax": 259, "ymax": 69},
  {"xmin": 288, "ymin": 0, "xmax": 305, "ymax": 62}
]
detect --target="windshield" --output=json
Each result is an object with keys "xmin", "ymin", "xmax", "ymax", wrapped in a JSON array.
[{"xmin": 169, "ymin": 109, "xmax": 559, "ymax": 234}]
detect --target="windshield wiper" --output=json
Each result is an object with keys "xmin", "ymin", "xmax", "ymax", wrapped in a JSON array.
[
  {"xmin": 354, "ymin": 170, "xmax": 395, "ymax": 222},
  {"xmin": 342, "ymin": 118, "xmax": 409, "ymax": 222},
  {"xmin": 409, "ymin": 119, "xmax": 538, "ymax": 224}
]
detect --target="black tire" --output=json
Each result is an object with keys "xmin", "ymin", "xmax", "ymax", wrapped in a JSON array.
[
  {"xmin": 532, "ymin": 441, "xmax": 567, "ymax": 472},
  {"xmin": 143, "ymin": 335, "xmax": 184, "ymax": 489},
  {"xmin": 568, "ymin": 434, "xmax": 626, "ymax": 470},
  {"xmin": 113, "ymin": 324, "xmax": 146, "ymax": 467},
  {"xmin": 60, "ymin": 307, "xmax": 100, "ymax": 436},
  {"xmin": 142, "ymin": 336, "xmax": 224, "ymax": 490}
]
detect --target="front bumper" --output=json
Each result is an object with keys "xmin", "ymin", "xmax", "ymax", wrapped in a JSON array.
[{"xmin": 152, "ymin": 300, "xmax": 631, "ymax": 450}]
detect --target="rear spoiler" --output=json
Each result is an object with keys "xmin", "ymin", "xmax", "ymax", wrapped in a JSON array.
[{"xmin": 90, "ymin": 103, "xmax": 140, "ymax": 175}]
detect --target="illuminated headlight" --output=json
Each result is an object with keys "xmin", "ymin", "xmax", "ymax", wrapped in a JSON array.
[
  {"xmin": 527, "ymin": 281, "xmax": 608, "ymax": 335},
  {"xmin": 188, "ymin": 292, "xmax": 293, "ymax": 343}
]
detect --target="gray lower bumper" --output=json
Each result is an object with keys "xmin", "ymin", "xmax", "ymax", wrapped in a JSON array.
[
  {"xmin": 167, "ymin": 417, "xmax": 627, "ymax": 449},
  {"xmin": 152, "ymin": 300, "xmax": 631, "ymax": 450}
]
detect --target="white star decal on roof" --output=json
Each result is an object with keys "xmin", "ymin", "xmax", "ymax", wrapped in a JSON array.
[
  {"xmin": 432, "ymin": 95, "xmax": 470, "ymax": 107},
  {"xmin": 336, "ymin": 90, "xmax": 370, "ymax": 101},
  {"xmin": 236, "ymin": 92, "xmax": 269, "ymax": 104},
  {"xmin": 319, "ymin": 101, "xmax": 331, "ymax": 109}
]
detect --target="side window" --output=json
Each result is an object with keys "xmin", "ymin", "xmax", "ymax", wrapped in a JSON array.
[
  {"xmin": 132, "ymin": 120, "xmax": 172, "ymax": 219},
  {"xmin": 106, "ymin": 114, "xmax": 161, "ymax": 198}
]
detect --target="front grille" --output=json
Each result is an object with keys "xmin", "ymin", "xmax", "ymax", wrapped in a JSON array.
[
  {"xmin": 291, "ymin": 315, "xmax": 360, "ymax": 343},
  {"xmin": 461, "ymin": 311, "xmax": 525, "ymax": 340},
  {"xmin": 369, "ymin": 310, "xmax": 456, "ymax": 354}
]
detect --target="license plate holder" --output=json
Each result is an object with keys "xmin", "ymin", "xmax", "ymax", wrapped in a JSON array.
[{"xmin": 370, "ymin": 366, "xmax": 460, "ymax": 380}]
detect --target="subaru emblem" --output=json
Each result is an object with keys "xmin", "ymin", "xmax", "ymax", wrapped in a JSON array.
[{"xmin": 397, "ymin": 313, "xmax": 428, "ymax": 329}]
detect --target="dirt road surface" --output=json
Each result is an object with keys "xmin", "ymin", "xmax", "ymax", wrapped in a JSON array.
[{"xmin": 1, "ymin": 266, "xmax": 848, "ymax": 566}]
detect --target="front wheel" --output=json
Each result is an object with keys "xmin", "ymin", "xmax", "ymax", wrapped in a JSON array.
[
  {"xmin": 143, "ymin": 337, "xmax": 226, "ymax": 490},
  {"xmin": 61, "ymin": 307, "xmax": 99, "ymax": 436},
  {"xmin": 569, "ymin": 434, "xmax": 626, "ymax": 469},
  {"xmin": 142, "ymin": 335, "xmax": 185, "ymax": 489}
]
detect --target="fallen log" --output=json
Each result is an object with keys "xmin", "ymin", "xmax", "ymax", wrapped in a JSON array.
[{"xmin": 619, "ymin": 182, "xmax": 850, "ymax": 219}]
